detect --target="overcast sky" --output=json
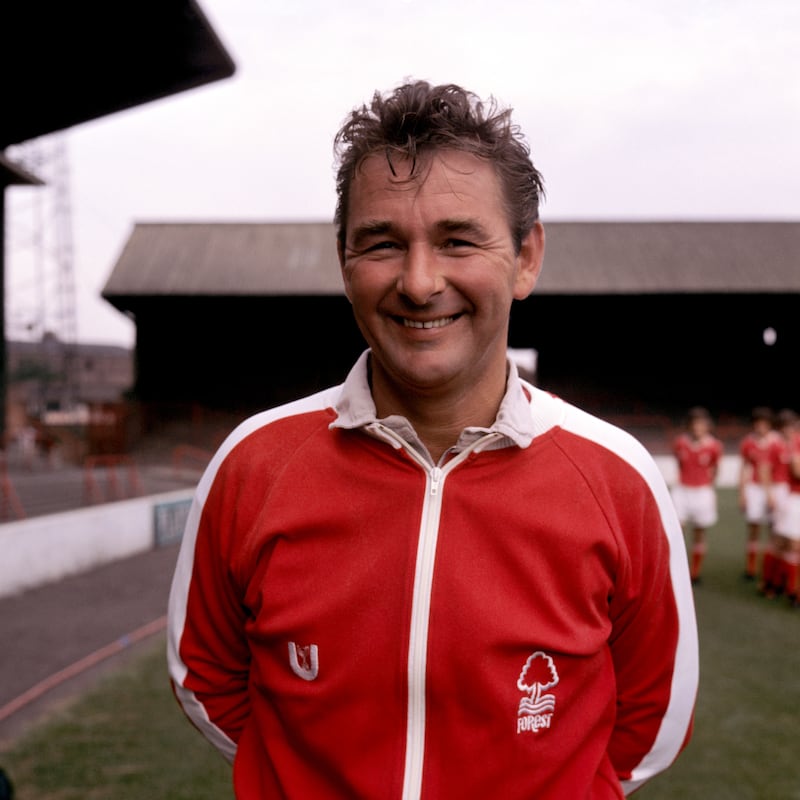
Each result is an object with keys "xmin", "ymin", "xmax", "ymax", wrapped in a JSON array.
[{"xmin": 5, "ymin": 0, "xmax": 799, "ymax": 346}]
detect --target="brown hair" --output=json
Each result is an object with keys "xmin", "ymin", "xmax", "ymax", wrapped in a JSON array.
[
  {"xmin": 687, "ymin": 406, "xmax": 712, "ymax": 423},
  {"xmin": 333, "ymin": 80, "xmax": 545, "ymax": 253},
  {"xmin": 752, "ymin": 406, "xmax": 774, "ymax": 424}
]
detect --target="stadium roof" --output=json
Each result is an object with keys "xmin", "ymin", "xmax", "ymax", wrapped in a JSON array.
[
  {"xmin": 102, "ymin": 220, "xmax": 800, "ymax": 304},
  {"xmin": 0, "ymin": 153, "xmax": 44, "ymax": 187},
  {"xmin": 1, "ymin": 1, "xmax": 236, "ymax": 148}
]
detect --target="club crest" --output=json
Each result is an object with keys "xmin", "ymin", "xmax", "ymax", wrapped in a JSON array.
[{"xmin": 516, "ymin": 651, "xmax": 559, "ymax": 734}]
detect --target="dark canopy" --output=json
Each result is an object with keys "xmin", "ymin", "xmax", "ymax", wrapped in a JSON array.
[{"xmin": 1, "ymin": 0, "xmax": 236, "ymax": 148}]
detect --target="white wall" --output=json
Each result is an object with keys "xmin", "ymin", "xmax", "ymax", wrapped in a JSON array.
[{"xmin": 0, "ymin": 489, "xmax": 194, "ymax": 598}]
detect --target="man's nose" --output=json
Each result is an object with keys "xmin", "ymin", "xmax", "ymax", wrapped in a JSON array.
[{"xmin": 396, "ymin": 245, "xmax": 445, "ymax": 305}]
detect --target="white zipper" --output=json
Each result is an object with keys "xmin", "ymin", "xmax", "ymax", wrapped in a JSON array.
[
  {"xmin": 429, "ymin": 466, "xmax": 443, "ymax": 495},
  {"xmin": 398, "ymin": 436, "xmax": 499, "ymax": 800},
  {"xmin": 401, "ymin": 461, "xmax": 442, "ymax": 800}
]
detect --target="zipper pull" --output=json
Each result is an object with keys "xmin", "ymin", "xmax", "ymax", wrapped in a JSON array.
[{"xmin": 430, "ymin": 466, "xmax": 443, "ymax": 495}]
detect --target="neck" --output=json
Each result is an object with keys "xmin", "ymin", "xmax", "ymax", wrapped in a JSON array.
[{"xmin": 370, "ymin": 362, "xmax": 508, "ymax": 463}]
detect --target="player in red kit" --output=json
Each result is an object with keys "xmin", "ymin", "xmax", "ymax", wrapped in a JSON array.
[
  {"xmin": 738, "ymin": 407, "xmax": 778, "ymax": 580},
  {"xmin": 671, "ymin": 407, "xmax": 724, "ymax": 584},
  {"xmin": 767, "ymin": 410, "xmax": 800, "ymax": 603}
]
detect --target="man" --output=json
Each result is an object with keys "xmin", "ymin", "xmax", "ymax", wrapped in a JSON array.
[
  {"xmin": 738, "ymin": 406, "xmax": 778, "ymax": 579},
  {"xmin": 671, "ymin": 406, "xmax": 724, "ymax": 583},
  {"xmin": 762, "ymin": 408, "xmax": 800, "ymax": 600},
  {"xmin": 775, "ymin": 411, "xmax": 800, "ymax": 607},
  {"xmin": 168, "ymin": 80, "xmax": 698, "ymax": 799}
]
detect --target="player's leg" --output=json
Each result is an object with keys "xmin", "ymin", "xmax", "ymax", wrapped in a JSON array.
[
  {"xmin": 759, "ymin": 533, "xmax": 783, "ymax": 597},
  {"xmin": 743, "ymin": 484, "xmax": 766, "ymax": 580},
  {"xmin": 688, "ymin": 487, "xmax": 716, "ymax": 585},
  {"xmin": 690, "ymin": 527, "xmax": 707, "ymax": 584},
  {"xmin": 745, "ymin": 524, "xmax": 761, "ymax": 580},
  {"xmin": 777, "ymin": 496, "xmax": 800, "ymax": 607},
  {"xmin": 783, "ymin": 542, "xmax": 800, "ymax": 608}
]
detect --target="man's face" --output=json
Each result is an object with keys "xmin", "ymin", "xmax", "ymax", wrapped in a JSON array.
[
  {"xmin": 689, "ymin": 417, "xmax": 710, "ymax": 439},
  {"xmin": 338, "ymin": 149, "xmax": 544, "ymax": 406},
  {"xmin": 754, "ymin": 419, "xmax": 772, "ymax": 437}
]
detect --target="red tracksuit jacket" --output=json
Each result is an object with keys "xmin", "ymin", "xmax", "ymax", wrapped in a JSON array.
[{"xmin": 168, "ymin": 352, "xmax": 698, "ymax": 799}]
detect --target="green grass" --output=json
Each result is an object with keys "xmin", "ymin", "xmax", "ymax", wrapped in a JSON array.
[
  {"xmin": 0, "ymin": 642, "xmax": 234, "ymax": 800},
  {"xmin": 2, "ymin": 489, "xmax": 799, "ymax": 798}
]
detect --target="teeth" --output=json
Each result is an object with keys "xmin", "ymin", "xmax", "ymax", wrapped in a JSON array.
[{"xmin": 403, "ymin": 316, "xmax": 455, "ymax": 329}]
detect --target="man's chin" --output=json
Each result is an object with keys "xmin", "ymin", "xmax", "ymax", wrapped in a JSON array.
[{"xmin": 382, "ymin": 361, "xmax": 464, "ymax": 396}]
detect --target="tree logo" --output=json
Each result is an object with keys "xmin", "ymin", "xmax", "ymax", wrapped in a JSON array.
[{"xmin": 516, "ymin": 651, "xmax": 559, "ymax": 734}]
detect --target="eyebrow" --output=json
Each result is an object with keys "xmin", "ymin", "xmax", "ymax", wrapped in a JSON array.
[
  {"xmin": 347, "ymin": 220, "xmax": 396, "ymax": 251},
  {"xmin": 436, "ymin": 218, "xmax": 489, "ymax": 240}
]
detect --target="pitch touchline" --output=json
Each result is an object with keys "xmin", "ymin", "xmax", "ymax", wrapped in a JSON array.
[{"xmin": 0, "ymin": 615, "xmax": 167, "ymax": 723}]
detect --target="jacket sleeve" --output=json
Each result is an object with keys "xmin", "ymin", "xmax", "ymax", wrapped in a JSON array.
[
  {"xmin": 167, "ymin": 453, "xmax": 252, "ymax": 763},
  {"xmin": 607, "ymin": 454, "xmax": 699, "ymax": 794}
]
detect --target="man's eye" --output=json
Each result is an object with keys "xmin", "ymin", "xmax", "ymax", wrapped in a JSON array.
[
  {"xmin": 444, "ymin": 238, "xmax": 475, "ymax": 248},
  {"xmin": 365, "ymin": 241, "xmax": 398, "ymax": 252}
]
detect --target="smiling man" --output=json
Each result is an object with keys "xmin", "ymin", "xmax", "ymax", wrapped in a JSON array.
[
  {"xmin": 168, "ymin": 80, "xmax": 698, "ymax": 799},
  {"xmin": 339, "ymin": 148, "xmax": 542, "ymax": 461}
]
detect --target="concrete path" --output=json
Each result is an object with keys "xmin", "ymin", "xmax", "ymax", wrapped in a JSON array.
[{"xmin": 0, "ymin": 541, "xmax": 181, "ymax": 749}]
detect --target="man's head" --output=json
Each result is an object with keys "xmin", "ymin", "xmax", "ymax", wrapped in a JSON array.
[
  {"xmin": 687, "ymin": 406, "xmax": 712, "ymax": 438},
  {"xmin": 333, "ymin": 80, "xmax": 544, "ymax": 254},
  {"xmin": 776, "ymin": 408, "xmax": 797, "ymax": 436},
  {"xmin": 333, "ymin": 80, "xmax": 546, "ymax": 420},
  {"xmin": 751, "ymin": 406, "xmax": 774, "ymax": 436}
]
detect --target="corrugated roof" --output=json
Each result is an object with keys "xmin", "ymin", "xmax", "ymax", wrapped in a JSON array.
[
  {"xmin": 102, "ymin": 220, "xmax": 800, "ymax": 301},
  {"xmin": 103, "ymin": 222, "xmax": 343, "ymax": 297},
  {"xmin": 539, "ymin": 221, "xmax": 800, "ymax": 293}
]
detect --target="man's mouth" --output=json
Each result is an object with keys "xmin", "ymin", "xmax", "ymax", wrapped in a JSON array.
[{"xmin": 402, "ymin": 315, "xmax": 457, "ymax": 329}]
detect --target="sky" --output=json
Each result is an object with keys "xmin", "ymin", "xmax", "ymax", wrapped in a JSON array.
[{"xmin": 5, "ymin": 0, "xmax": 800, "ymax": 347}]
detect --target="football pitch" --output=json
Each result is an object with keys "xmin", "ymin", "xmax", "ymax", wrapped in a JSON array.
[{"xmin": 1, "ymin": 488, "xmax": 799, "ymax": 799}]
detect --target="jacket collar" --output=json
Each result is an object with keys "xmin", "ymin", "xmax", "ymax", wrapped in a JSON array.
[{"xmin": 331, "ymin": 350, "xmax": 537, "ymax": 454}]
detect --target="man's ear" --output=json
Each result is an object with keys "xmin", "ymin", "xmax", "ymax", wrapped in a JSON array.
[
  {"xmin": 513, "ymin": 222, "xmax": 545, "ymax": 300},
  {"xmin": 337, "ymin": 237, "xmax": 353, "ymax": 303}
]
